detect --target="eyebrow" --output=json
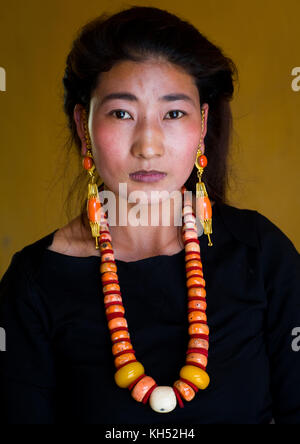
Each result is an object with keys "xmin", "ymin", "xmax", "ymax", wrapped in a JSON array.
[{"xmin": 99, "ymin": 92, "xmax": 195, "ymax": 106}]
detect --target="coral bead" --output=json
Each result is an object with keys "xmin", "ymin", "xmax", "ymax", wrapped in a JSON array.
[
  {"xmin": 188, "ymin": 311, "xmax": 207, "ymax": 323},
  {"xmin": 149, "ymin": 386, "xmax": 177, "ymax": 413},
  {"xmin": 112, "ymin": 341, "xmax": 133, "ymax": 355},
  {"xmin": 108, "ymin": 317, "xmax": 127, "ymax": 330},
  {"xmin": 186, "ymin": 242, "xmax": 200, "ymax": 253},
  {"xmin": 106, "ymin": 305, "xmax": 125, "ymax": 315},
  {"xmin": 198, "ymin": 155, "xmax": 208, "ymax": 168},
  {"xmin": 88, "ymin": 197, "xmax": 101, "ymax": 223},
  {"xmin": 111, "ymin": 330, "xmax": 130, "ymax": 342},
  {"xmin": 188, "ymin": 287, "xmax": 206, "ymax": 298},
  {"xmin": 131, "ymin": 376, "xmax": 157, "ymax": 402},
  {"xmin": 101, "ymin": 262, "xmax": 117, "ymax": 273},
  {"xmin": 189, "ymin": 323, "xmax": 209, "ymax": 335},
  {"xmin": 114, "ymin": 361, "xmax": 145, "ymax": 388},
  {"xmin": 196, "ymin": 196, "xmax": 212, "ymax": 221},
  {"xmin": 180, "ymin": 365, "xmax": 210, "ymax": 390},
  {"xmin": 186, "ymin": 353, "xmax": 208, "ymax": 368},
  {"xmin": 115, "ymin": 352, "xmax": 136, "ymax": 368},
  {"xmin": 188, "ymin": 300, "xmax": 206, "ymax": 311},
  {"xmin": 187, "ymin": 276, "xmax": 205, "ymax": 288},
  {"xmin": 104, "ymin": 294, "xmax": 122, "ymax": 304},
  {"xmin": 174, "ymin": 380, "xmax": 195, "ymax": 401},
  {"xmin": 103, "ymin": 283, "xmax": 120, "ymax": 293},
  {"xmin": 83, "ymin": 156, "xmax": 94, "ymax": 170},
  {"xmin": 186, "ymin": 269, "xmax": 203, "ymax": 279},
  {"xmin": 188, "ymin": 338, "xmax": 209, "ymax": 350}
]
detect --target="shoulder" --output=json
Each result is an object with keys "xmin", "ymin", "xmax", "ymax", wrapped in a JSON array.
[{"xmin": 217, "ymin": 202, "xmax": 299, "ymax": 256}]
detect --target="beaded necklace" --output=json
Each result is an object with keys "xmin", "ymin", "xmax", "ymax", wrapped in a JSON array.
[{"xmin": 98, "ymin": 184, "xmax": 210, "ymax": 414}]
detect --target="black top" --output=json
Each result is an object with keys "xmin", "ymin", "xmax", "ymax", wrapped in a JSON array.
[{"xmin": 0, "ymin": 202, "xmax": 300, "ymax": 424}]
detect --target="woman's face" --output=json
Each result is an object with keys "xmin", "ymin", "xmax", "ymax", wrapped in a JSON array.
[{"xmin": 75, "ymin": 58, "xmax": 208, "ymax": 202}]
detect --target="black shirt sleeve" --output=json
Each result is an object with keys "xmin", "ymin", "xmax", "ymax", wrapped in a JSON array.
[
  {"xmin": 0, "ymin": 252, "xmax": 56, "ymax": 424},
  {"xmin": 256, "ymin": 212, "xmax": 300, "ymax": 424}
]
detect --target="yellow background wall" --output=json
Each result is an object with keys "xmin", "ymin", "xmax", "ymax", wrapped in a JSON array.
[{"xmin": 0, "ymin": 0, "xmax": 299, "ymax": 277}]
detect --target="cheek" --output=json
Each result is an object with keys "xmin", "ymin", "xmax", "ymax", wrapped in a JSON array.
[{"xmin": 91, "ymin": 124, "xmax": 127, "ymax": 173}]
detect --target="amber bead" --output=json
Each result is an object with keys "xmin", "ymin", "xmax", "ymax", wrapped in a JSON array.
[
  {"xmin": 114, "ymin": 361, "xmax": 145, "ymax": 388},
  {"xmin": 180, "ymin": 365, "xmax": 210, "ymax": 390}
]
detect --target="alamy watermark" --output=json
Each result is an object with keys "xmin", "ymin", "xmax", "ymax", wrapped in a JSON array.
[
  {"xmin": 97, "ymin": 183, "xmax": 204, "ymax": 236},
  {"xmin": 291, "ymin": 67, "xmax": 300, "ymax": 91},
  {"xmin": 0, "ymin": 327, "xmax": 6, "ymax": 351},
  {"xmin": 0, "ymin": 66, "xmax": 6, "ymax": 92},
  {"xmin": 291, "ymin": 327, "xmax": 300, "ymax": 352}
]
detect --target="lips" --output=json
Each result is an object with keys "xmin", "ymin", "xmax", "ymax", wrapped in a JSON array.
[
  {"xmin": 130, "ymin": 170, "xmax": 165, "ymax": 175},
  {"xmin": 129, "ymin": 170, "xmax": 167, "ymax": 183}
]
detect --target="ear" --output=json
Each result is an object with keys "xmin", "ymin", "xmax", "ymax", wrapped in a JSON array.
[
  {"xmin": 73, "ymin": 104, "xmax": 87, "ymax": 156},
  {"xmin": 201, "ymin": 103, "xmax": 209, "ymax": 139}
]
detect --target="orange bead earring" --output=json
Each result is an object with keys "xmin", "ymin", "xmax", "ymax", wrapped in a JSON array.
[
  {"xmin": 195, "ymin": 109, "xmax": 213, "ymax": 247},
  {"xmin": 81, "ymin": 108, "xmax": 102, "ymax": 250}
]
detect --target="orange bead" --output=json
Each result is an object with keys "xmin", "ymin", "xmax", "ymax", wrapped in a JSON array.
[
  {"xmin": 186, "ymin": 353, "xmax": 208, "ymax": 368},
  {"xmin": 185, "ymin": 253, "xmax": 201, "ymax": 261},
  {"xmin": 108, "ymin": 317, "xmax": 127, "ymax": 331},
  {"xmin": 174, "ymin": 380, "xmax": 195, "ymax": 401},
  {"xmin": 114, "ymin": 352, "xmax": 136, "ymax": 368},
  {"xmin": 183, "ymin": 231, "xmax": 198, "ymax": 242},
  {"xmin": 131, "ymin": 376, "xmax": 157, "ymax": 402},
  {"xmin": 101, "ymin": 262, "xmax": 117, "ymax": 273},
  {"xmin": 188, "ymin": 338, "xmax": 209, "ymax": 350},
  {"xmin": 101, "ymin": 272, "xmax": 118, "ymax": 283},
  {"xmin": 186, "ymin": 269, "xmax": 203, "ymax": 279},
  {"xmin": 100, "ymin": 241, "xmax": 113, "ymax": 252},
  {"xmin": 104, "ymin": 294, "xmax": 122, "ymax": 304},
  {"xmin": 111, "ymin": 330, "xmax": 130, "ymax": 342},
  {"xmin": 185, "ymin": 260, "xmax": 202, "ymax": 269},
  {"xmin": 102, "ymin": 253, "xmax": 115, "ymax": 262},
  {"xmin": 83, "ymin": 156, "xmax": 94, "ymax": 170},
  {"xmin": 100, "ymin": 232, "xmax": 112, "ymax": 242},
  {"xmin": 103, "ymin": 283, "xmax": 120, "ymax": 293},
  {"xmin": 88, "ymin": 197, "xmax": 101, "ymax": 223},
  {"xmin": 106, "ymin": 305, "xmax": 125, "ymax": 315},
  {"xmin": 188, "ymin": 300, "xmax": 207, "ymax": 311},
  {"xmin": 188, "ymin": 287, "xmax": 206, "ymax": 298},
  {"xmin": 189, "ymin": 323, "xmax": 209, "ymax": 335},
  {"xmin": 112, "ymin": 341, "xmax": 132, "ymax": 355},
  {"xmin": 198, "ymin": 155, "xmax": 207, "ymax": 168},
  {"xmin": 187, "ymin": 276, "xmax": 205, "ymax": 288},
  {"xmin": 186, "ymin": 242, "xmax": 200, "ymax": 253},
  {"xmin": 196, "ymin": 196, "xmax": 212, "ymax": 221},
  {"xmin": 188, "ymin": 311, "xmax": 207, "ymax": 323}
]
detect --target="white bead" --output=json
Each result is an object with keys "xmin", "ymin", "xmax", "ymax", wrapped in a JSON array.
[{"xmin": 149, "ymin": 386, "xmax": 177, "ymax": 413}]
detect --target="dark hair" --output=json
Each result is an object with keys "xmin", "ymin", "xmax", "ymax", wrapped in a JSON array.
[{"xmin": 61, "ymin": 5, "xmax": 239, "ymax": 230}]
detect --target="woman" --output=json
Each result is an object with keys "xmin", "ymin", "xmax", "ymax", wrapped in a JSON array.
[{"xmin": 0, "ymin": 6, "xmax": 300, "ymax": 424}]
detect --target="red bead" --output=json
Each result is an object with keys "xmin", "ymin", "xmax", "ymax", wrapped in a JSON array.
[
  {"xmin": 199, "ymin": 155, "xmax": 208, "ymax": 168},
  {"xmin": 83, "ymin": 156, "xmax": 94, "ymax": 170}
]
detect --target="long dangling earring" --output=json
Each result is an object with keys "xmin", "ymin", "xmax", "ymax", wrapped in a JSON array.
[
  {"xmin": 81, "ymin": 108, "xmax": 102, "ymax": 250},
  {"xmin": 195, "ymin": 109, "xmax": 213, "ymax": 247}
]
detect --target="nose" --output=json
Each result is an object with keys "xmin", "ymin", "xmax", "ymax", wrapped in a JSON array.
[{"xmin": 130, "ymin": 120, "xmax": 165, "ymax": 159}]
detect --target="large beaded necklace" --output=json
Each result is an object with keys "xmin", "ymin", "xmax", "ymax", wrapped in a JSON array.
[{"xmin": 96, "ymin": 184, "xmax": 210, "ymax": 414}]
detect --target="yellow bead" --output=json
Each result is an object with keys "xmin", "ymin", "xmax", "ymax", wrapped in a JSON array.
[
  {"xmin": 114, "ymin": 361, "xmax": 145, "ymax": 388},
  {"xmin": 179, "ymin": 365, "xmax": 210, "ymax": 390}
]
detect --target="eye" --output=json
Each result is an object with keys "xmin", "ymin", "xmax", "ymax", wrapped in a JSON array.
[
  {"xmin": 109, "ymin": 109, "xmax": 132, "ymax": 120},
  {"xmin": 164, "ymin": 110, "xmax": 186, "ymax": 120}
]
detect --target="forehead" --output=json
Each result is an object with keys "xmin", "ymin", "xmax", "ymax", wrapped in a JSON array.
[{"xmin": 93, "ymin": 58, "xmax": 198, "ymax": 97}]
